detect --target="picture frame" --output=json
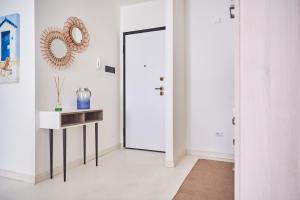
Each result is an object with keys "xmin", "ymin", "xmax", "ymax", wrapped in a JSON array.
[{"xmin": 0, "ymin": 13, "xmax": 20, "ymax": 83}]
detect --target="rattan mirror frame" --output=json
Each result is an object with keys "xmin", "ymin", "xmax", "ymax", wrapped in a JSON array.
[
  {"xmin": 40, "ymin": 27, "xmax": 74, "ymax": 69},
  {"xmin": 63, "ymin": 17, "xmax": 90, "ymax": 53}
]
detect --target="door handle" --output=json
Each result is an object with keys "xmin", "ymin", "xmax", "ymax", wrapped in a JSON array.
[
  {"xmin": 155, "ymin": 87, "xmax": 164, "ymax": 91},
  {"xmin": 155, "ymin": 86, "xmax": 164, "ymax": 96}
]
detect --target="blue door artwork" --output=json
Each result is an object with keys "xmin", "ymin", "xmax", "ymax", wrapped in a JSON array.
[
  {"xmin": 0, "ymin": 13, "xmax": 20, "ymax": 83},
  {"xmin": 1, "ymin": 31, "xmax": 10, "ymax": 61}
]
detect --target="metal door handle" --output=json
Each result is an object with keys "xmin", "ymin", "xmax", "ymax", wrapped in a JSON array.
[{"xmin": 155, "ymin": 87, "xmax": 164, "ymax": 91}]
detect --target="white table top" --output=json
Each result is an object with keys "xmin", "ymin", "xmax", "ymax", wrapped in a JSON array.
[
  {"xmin": 40, "ymin": 108, "xmax": 103, "ymax": 114},
  {"xmin": 39, "ymin": 109, "xmax": 103, "ymax": 130}
]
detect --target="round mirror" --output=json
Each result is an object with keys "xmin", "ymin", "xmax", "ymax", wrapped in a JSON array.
[
  {"xmin": 51, "ymin": 39, "xmax": 68, "ymax": 59},
  {"xmin": 63, "ymin": 17, "xmax": 90, "ymax": 53},
  {"xmin": 71, "ymin": 27, "xmax": 83, "ymax": 44},
  {"xmin": 40, "ymin": 28, "xmax": 74, "ymax": 68}
]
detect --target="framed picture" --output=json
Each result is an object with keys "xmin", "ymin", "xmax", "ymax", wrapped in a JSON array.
[{"xmin": 0, "ymin": 13, "xmax": 20, "ymax": 83}]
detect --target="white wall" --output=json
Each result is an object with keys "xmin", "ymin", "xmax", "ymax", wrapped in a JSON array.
[
  {"xmin": 35, "ymin": 0, "xmax": 121, "ymax": 180},
  {"xmin": 0, "ymin": 0, "xmax": 35, "ymax": 182},
  {"xmin": 121, "ymin": 0, "xmax": 165, "ymax": 32},
  {"xmin": 185, "ymin": 0, "xmax": 234, "ymax": 160},
  {"xmin": 239, "ymin": 0, "xmax": 300, "ymax": 199}
]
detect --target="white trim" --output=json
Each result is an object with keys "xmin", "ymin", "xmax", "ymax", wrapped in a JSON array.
[
  {"xmin": 187, "ymin": 149, "xmax": 234, "ymax": 163},
  {"xmin": 233, "ymin": 0, "xmax": 241, "ymax": 199},
  {"xmin": 164, "ymin": 0, "xmax": 174, "ymax": 167},
  {"xmin": 165, "ymin": 160, "xmax": 175, "ymax": 168},
  {"xmin": 0, "ymin": 169, "xmax": 35, "ymax": 183},
  {"xmin": 35, "ymin": 143, "xmax": 121, "ymax": 183},
  {"xmin": 165, "ymin": 149, "xmax": 186, "ymax": 168},
  {"xmin": 174, "ymin": 149, "xmax": 186, "ymax": 166}
]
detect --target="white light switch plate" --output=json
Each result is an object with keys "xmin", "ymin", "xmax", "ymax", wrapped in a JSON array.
[{"xmin": 96, "ymin": 58, "xmax": 101, "ymax": 70}]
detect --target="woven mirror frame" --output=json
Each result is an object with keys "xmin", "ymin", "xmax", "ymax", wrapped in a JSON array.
[
  {"xmin": 40, "ymin": 27, "xmax": 75, "ymax": 69},
  {"xmin": 63, "ymin": 17, "xmax": 90, "ymax": 53}
]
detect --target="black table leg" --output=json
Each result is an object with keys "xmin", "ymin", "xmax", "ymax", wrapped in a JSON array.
[
  {"xmin": 95, "ymin": 123, "xmax": 98, "ymax": 166},
  {"xmin": 83, "ymin": 125, "xmax": 86, "ymax": 165},
  {"xmin": 49, "ymin": 129, "xmax": 53, "ymax": 179},
  {"xmin": 63, "ymin": 129, "xmax": 67, "ymax": 182}
]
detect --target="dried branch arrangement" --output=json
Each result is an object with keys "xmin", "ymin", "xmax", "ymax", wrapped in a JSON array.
[
  {"xmin": 54, "ymin": 76, "xmax": 65, "ymax": 111},
  {"xmin": 40, "ymin": 27, "xmax": 74, "ymax": 69}
]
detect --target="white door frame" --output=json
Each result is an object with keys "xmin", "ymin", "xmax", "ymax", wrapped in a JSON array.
[
  {"xmin": 164, "ymin": 0, "xmax": 174, "ymax": 168},
  {"xmin": 233, "ymin": 0, "xmax": 241, "ymax": 199},
  {"xmin": 120, "ymin": 25, "xmax": 174, "ymax": 167},
  {"xmin": 121, "ymin": 26, "xmax": 174, "ymax": 165},
  {"xmin": 122, "ymin": 27, "xmax": 167, "ymax": 152}
]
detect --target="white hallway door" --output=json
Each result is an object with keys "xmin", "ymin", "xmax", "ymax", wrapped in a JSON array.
[{"xmin": 124, "ymin": 29, "xmax": 166, "ymax": 152}]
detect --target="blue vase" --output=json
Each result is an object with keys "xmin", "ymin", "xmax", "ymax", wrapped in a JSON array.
[{"xmin": 76, "ymin": 88, "xmax": 91, "ymax": 109}]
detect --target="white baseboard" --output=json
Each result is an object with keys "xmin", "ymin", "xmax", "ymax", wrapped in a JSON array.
[
  {"xmin": 35, "ymin": 143, "xmax": 121, "ymax": 183},
  {"xmin": 187, "ymin": 149, "xmax": 234, "ymax": 163},
  {"xmin": 174, "ymin": 149, "xmax": 187, "ymax": 166},
  {"xmin": 0, "ymin": 169, "xmax": 35, "ymax": 183},
  {"xmin": 165, "ymin": 149, "xmax": 187, "ymax": 168},
  {"xmin": 165, "ymin": 160, "xmax": 175, "ymax": 168}
]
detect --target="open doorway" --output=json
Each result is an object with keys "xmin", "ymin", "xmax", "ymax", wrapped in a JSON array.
[
  {"xmin": 123, "ymin": 27, "xmax": 167, "ymax": 152},
  {"xmin": 183, "ymin": 0, "xmax": 240, "ymax": 199},
  {"xmin": 120, "ymin": 0, "xmax": 174, "ymax": 163},
  {"xmin": 120, "ymin": 0, "xmax": 240, "ymax": 198},
  {"xmin": 120, "ymin": 0, "xmax": 184, "ymax": 167}
]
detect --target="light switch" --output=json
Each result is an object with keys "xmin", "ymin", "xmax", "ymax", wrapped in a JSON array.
[{"xmin": 96, "ymin": 58, "xmax": 101, "ymax": 70}]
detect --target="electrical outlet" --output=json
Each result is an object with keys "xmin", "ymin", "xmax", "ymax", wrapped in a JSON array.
[{"xmin": 216, "ymin": 132, "xmax": 224, "ymax": 137}]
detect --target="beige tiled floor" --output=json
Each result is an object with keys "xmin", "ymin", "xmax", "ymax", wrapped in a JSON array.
[{"xmin": 0, "ymin": 149, "xmax": 197, "ymax": 200}]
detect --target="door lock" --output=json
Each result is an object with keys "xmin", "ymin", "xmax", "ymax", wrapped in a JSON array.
[{"xmin": 155, "ymin": 86, "xmax": 164, "ymax": 96}]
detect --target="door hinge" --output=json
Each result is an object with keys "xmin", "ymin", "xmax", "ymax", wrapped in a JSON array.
[{"xmin": 232, "ymin": 116, "xmax": 236, "ymax": 126}]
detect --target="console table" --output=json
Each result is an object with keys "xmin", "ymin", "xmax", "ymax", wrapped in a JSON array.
[{"xmin": 40, "ymin": 109, "xmax": 103, "ymax": 182}]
